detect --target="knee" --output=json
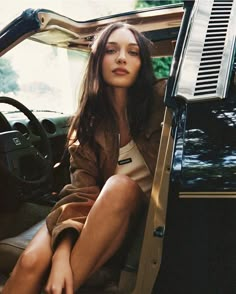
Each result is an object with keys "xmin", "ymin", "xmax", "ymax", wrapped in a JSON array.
[
  {"xmin": 17, "ymin": 248, "xmax": 43, "ymax": 273},
  {"xmin": 104, "ymin": 175, "xmax": 144, "ymax": 212}
]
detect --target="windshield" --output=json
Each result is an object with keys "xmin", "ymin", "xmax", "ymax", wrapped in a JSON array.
[
  {"xmin": 0, "ymin": 1, "xmax": 139, "ymax": 114},
  {"xmin": 0, "ymin": 39, "xmax": 88, "ymax": 114}
]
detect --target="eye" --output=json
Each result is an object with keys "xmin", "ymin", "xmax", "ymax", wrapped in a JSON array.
[
  {"xmin": 129, "ymin": 50, "xmax": 139, "ymax": 56},
  {"xmin": 105, "ymin": 47, "xmax": 117, "ymax": 54}
]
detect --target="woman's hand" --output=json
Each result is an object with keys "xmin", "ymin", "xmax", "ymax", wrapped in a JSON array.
[
  {"xmin": 45, "ymin": 253, "xmax": 73, "ymax": 294},
  {"xmin": 45, "ymin": 232, "xmax": 74, "ymax": 294}
]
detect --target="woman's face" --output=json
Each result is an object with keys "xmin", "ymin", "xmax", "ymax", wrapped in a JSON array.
[{"xmin": 102, "ymin": 27, "xmax": 141, "ymax": 88}]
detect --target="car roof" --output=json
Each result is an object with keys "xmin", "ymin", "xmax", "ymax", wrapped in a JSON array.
[{"xmin": 0, "ymin": 3, "xmax": 184, "ymax": 58}]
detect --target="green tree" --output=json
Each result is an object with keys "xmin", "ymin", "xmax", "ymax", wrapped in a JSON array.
[
  {"xmin": 136, "ymin": 0, "xmax": 182, "ymax": 9},
  {"xmin": 152, "ymin": 56, "xmax": 173, "ymax": 78},
  {"xmin": 136, "ymin": 0, "xmax": 183, "ymax": 78},
  {"xmin": 0, "ymin": 58, "xmax": 19, "ymax": 93}
]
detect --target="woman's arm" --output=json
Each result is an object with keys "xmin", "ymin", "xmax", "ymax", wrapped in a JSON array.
[{"xmin": 45, "ymin": 231, "xmax": 74, "ymax": 294}]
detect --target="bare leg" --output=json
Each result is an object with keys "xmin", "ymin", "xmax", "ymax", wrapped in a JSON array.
[
  {"xmin": 2, "ymin": 224, "xmax": 52, "ymax": 294},
  {"xmin": 71, "ymin": 174, "xmax": 146, "ymax": 291}
]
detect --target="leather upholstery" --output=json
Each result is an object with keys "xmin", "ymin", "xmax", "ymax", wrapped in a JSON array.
[{"xmin": 0, "ymin": 220, "xmax": 45, "ymax": 274}]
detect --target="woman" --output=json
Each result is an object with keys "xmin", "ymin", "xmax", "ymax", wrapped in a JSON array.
[{"xmin": 2, "ymin": 22, "xmax": 166, "ymax": 293}]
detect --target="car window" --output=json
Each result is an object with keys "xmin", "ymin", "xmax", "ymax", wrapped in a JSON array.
[
  {"xmin": 0, "ymin": 1, "xmax": 183, "ymax": 114},
  {"xmin": 0, "ymin": 39, "xmax": 88, "ymax": 114},
  {"xmin": 0, "ymin": 0, "xmax": 141, "ymax": 115}
]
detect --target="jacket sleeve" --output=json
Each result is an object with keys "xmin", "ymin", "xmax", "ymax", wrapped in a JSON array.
[{"xmin": 46, "ymin": 141, "xmax": 100, "ymax": 250}]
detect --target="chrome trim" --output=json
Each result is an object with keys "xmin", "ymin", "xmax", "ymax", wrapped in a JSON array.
[
  {"xmin": 179, "ymin": 192, "xmax": 236, "ymax": 198},
  {"xmin": 174, "ymin": 0, "xmax": 236, "ymax": 102}
]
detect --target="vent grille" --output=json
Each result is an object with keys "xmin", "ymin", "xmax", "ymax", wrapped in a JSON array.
[
  {"xmin": 174, "ymin": 0, "xmax": 236, "ymax": 102},
  {"xmin": 194, "ymin": 0, "xmax": 233, "ymax": 97}
]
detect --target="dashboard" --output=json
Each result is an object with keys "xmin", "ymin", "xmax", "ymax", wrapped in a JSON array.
[{"xmin": 1, "ymin": 111, "xmax": 71, "ymax": 142}]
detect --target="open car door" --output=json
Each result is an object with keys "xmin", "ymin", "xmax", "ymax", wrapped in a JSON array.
[{"xmin": 134, "ymin": 0, "xmax": 236, "ymax": 293}]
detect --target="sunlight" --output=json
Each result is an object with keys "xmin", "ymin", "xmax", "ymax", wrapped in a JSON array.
[
  {"xmin": 0, "ymin": 0, "xmax": 137, "ymax": 28},
  {"xmin": 0, "ymin": 0, "xmax": 137, "ymax": 114}
]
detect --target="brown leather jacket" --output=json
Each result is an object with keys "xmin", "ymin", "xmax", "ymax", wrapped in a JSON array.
[{"xmin": 46, "ymin": 79, "xmax": 166, "ymax": 249}]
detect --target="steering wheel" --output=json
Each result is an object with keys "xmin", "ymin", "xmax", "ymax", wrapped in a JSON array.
[{"xmin": 0, "ymin": 96, "xmax": 53, "ymax": 203}]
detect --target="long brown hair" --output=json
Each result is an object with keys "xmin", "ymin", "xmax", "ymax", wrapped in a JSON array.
[{"xmin": 67, "ymin": 22, "xmax": 156, "ymax": 147}]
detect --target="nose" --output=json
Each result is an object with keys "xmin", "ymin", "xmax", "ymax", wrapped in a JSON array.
[{"xmin": 116, "ymin": 50, "xmax": 126, "ymax": 64}]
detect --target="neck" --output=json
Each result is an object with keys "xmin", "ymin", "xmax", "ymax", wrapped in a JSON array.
[
  {"xmin": 106, "ymin": 86, "xmax": 131, "ymax": 146},
  {"xmin": 107, "ymin": 86, "xmax": 128, "ymax": 119}
]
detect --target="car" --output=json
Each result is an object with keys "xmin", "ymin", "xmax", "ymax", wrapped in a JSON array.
[{"xmin": 0, "ymin": 0, "xmax": 236, "ymax": 293}]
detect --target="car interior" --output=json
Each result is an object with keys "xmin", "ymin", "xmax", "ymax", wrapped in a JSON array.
[
  {"xmin": 0, "ymin": 3, "xmax": 183, "ymax": 293},
  {"xmin": 0, "ymin": 0, "xmax": 236, "ymax": 293}
]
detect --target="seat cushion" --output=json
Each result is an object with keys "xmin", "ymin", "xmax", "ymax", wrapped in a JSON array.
[{"xmin": 0, "ymin": 219, "xmax": 45, "ymax": 274}]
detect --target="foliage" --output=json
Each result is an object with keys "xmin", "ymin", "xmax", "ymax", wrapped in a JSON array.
[
  {"xmin": 0, "ymin": 58, "xmax": 19, "ymax": 93},
  {"xmin": 152, "ymin": 56, "xmax": 172, "ymax": 78},
  {"xmin": 136, "ymin": 0, "xmax": 182, "ymax": 78},
  {"xmin": 136, "ymin": 0, "xmax": 182, "ymax": 9}
]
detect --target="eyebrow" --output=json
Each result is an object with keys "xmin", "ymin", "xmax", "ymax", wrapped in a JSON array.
[{"xmin": 106, "ymin": 41, "xmax": 139, "ymax": 47}]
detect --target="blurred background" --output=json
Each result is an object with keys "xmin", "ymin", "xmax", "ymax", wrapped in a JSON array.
[
  {"xmin": 0, "ymin": 0, "xmax": 182, "ymax": 113},
  {"xmin": 0, "ymin": 0, "xmax": 182, "ymax": 77}
]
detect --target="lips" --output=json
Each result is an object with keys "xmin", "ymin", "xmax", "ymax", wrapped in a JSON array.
[{"xmin": 112, "ymin": 68, "xmax": 129, "ymax": 75}]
